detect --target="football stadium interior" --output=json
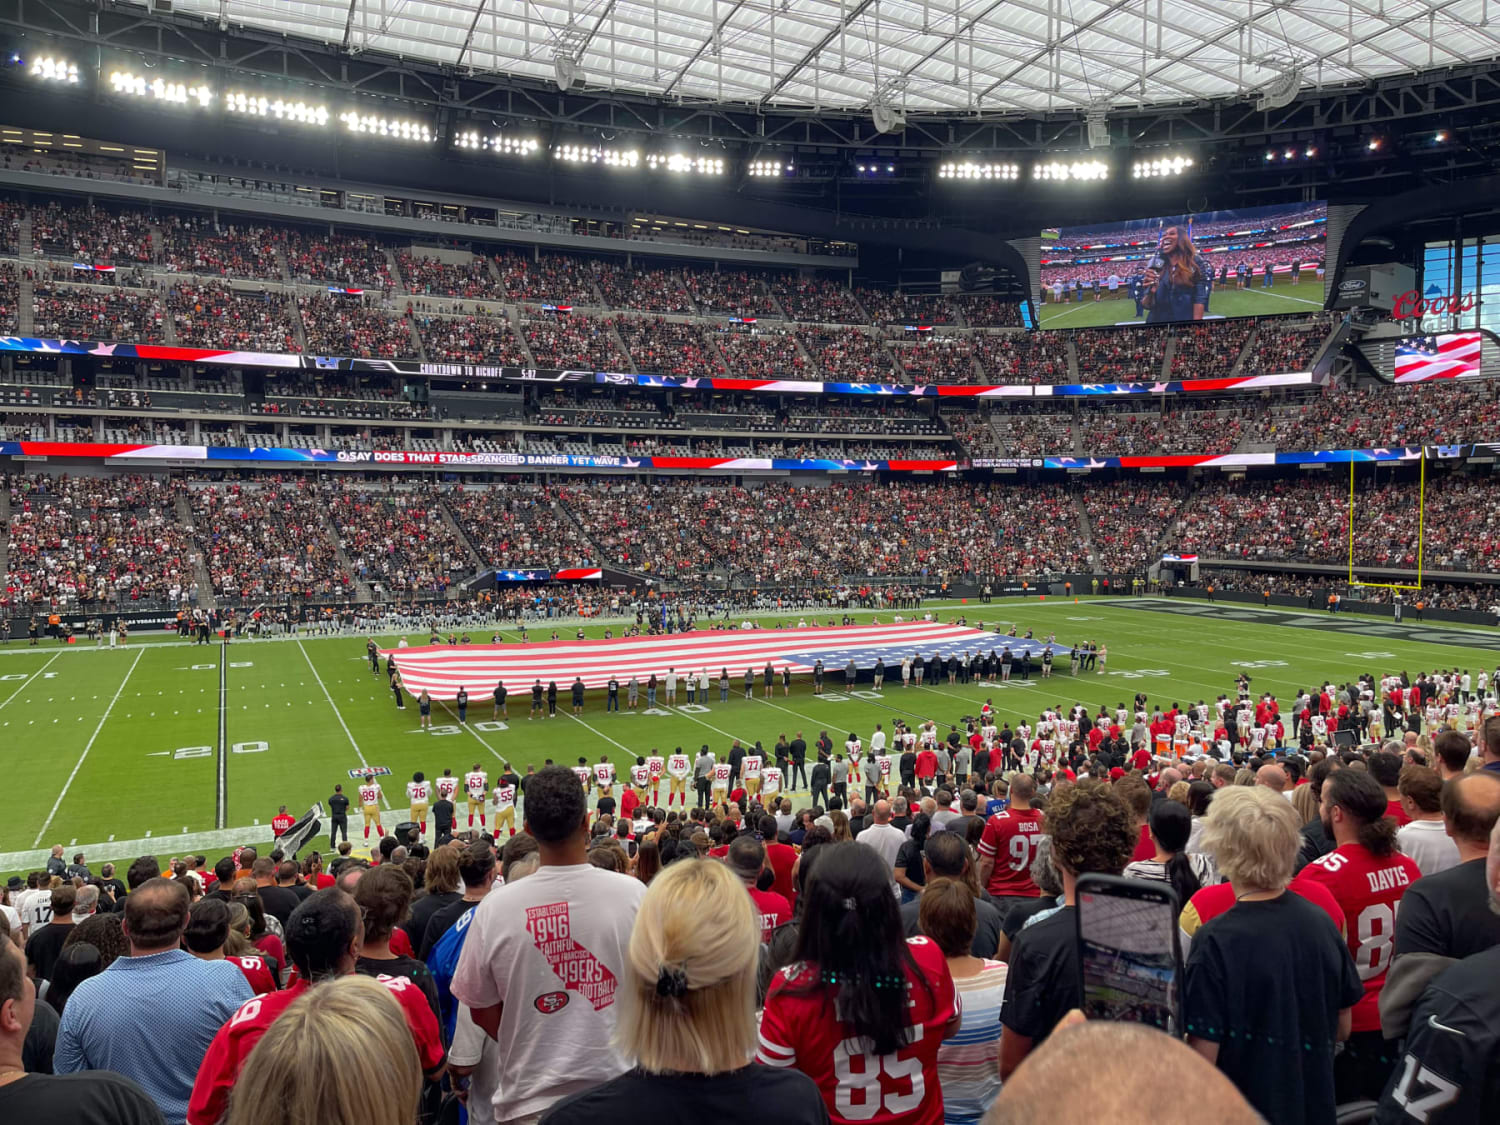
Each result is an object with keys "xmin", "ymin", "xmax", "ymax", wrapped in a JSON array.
[{"xmin": 2, "ymin": 1, "xmax": 1500, "ymax": 1121}]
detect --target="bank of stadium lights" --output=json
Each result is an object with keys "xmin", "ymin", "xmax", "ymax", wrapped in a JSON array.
[
  {"xmin": 339, "ymin": 111, "xmax": 432, "ymax": 143},
  {"xmin": 748, "ymin": 158, "xmax": 793, "ymax": 177},
  {"xmin": 1131, "ymin": 155, "xmax": 1193, "ymax": 179},
  {"xmin": 1032, "ymin": 159, "xmax": 1109, "ymax": 182},
  {"xmin": 110, "ymin": 71, "xmax": 213, "ymax": 109},
  {"xmin": 937, "ymin": 161, "xmax": 1019, "ymax": 180},
  {"xmin": 454, "ymin": 130, "xmax": 540, "ymax": 157},
  {"xmin": 29, "ymin": 56, "xmax": 78, "ymax": 83},
  {"xmin": 225, "ymin": 91, "xmax": 329, "ymax": 126},
  {"xmin": 553, "ymin": 143, "xmax": 640, "ymax": 168},
  {"xmin": 645, "ymin": 153, "xmax": 724, "ymax": 176},
  {"xmin": 1265, "ymin": 145, "xmax": 1317, "ymax": 161}
]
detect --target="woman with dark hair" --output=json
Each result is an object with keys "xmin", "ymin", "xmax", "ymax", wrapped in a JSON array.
[
  {"xmin": 235, "ymin": 893, "xmax": 286, "ymax": 971},
  {"xmin": 1125, "ymin": 799, "xmax": 1214, "ymax": 904},
  {"xmin": 894, "ymin": 814, "xmax": 931, "ymax": 904},
  {"xmin": 43, "ymin": 943, "xmax": 104, "ymax": 1018},
  {"xmin": 757, "ymin": 843, "xmax": 959, "ymax": 1125},
  {"xmin": 1185, "ymin": 779, "xmax": 1217, "ymax": 860},
  {"xmin": 1141, "ymin": 225, "xmax": 1209, "ymax": 323},
  {"xmin": 352, "ymin": 864, "xmax": 440, "ymax": 1020},
  {"xmin": 634, "ymin": 835, "xmax": 661, "ymax": 886}
]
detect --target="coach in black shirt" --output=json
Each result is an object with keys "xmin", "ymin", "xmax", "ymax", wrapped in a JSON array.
[
  {"xmin": 432, "ymin": 793, "xmax": 456, "ymax": 844},
  {"xmin": 328, "ymin": 785, "xmax": 350, "ymax": 847},
  {"xmin": 788, "ymin": 734, "xmax": 807, "ymax": 790}
]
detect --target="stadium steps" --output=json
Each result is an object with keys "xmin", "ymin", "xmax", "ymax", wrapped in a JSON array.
[
  {"xmin": 676, "ymin": 270, "xmax": 704, "ymax": 316},
  {"xmin": 288, "ymin": 290, "xmax": 311, "ymax": 352},
  {"xmin": 505, "ymin": 305, "xmax": 538, "ymax": 367},
  {"xmin": 606, "ymin": 318, "xmax": 637, "ymax": 373},
  {"xmin": 404, "ymin": 308, "xmax": 427, "ymax": 360},
  {"xmin": 1159, "ymin": 336, "xmax": 1177, "ymax": 381},
  {"xmin": 434, "ymin": 498, "xmax": 487, "ymax": 574},
  {"xmin": 16, "ymin": 270, "xmax": 33, "ymax": 335},
  {"xmin": 273, "ymin": 241, "xmax": 294, "ymax": 282},
  {"xmin": 148, "ymin": 221, "xmax": 166, "ymax": 265},
  {"xmin": 16, "ymin": 210, "xmax": 32, "ymax": 259},
  {"xmin": 325, "ymin": 523, "xmax": 375, "ymax": 603},
  {"xmin": 159, "ymin": 293, "xmax": 180, "ymax": 345},
  {"xmin": 1065, "ymin": 337, "xmax": 1080, "ymax": 381},
  {"xmin": 701, "ymin": 326, "xmax": 733, "ymax": 373},
  {"xmin": 1072, "ymin": 493, "xmax": 1102, "ymax": 571},
  {"xmin": 847, "ymin": 290, "xmax": 876, "ymax": 326},
  {"xmin": 763, "ymin": 282, "xmax": 791, "ymax": 321},
  {"xmin": 1224, "ymin": 327, "xmax": 1258, "ymax": 378},
  {"xmin": 177, "ymin": 491, "xmax": 219, "ymax": 610},
  {"xmin": 0, "ymin": 486, "xmax": 9, "ymax": 581},
  {"xmin": 385, "ymin": 246, "xmax": 406, "ymax": 293}
]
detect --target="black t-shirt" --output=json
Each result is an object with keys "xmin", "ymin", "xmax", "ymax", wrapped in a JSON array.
[
  {"xmin": 356, "ymin": 954, "xmax": 441, "ymax": 1020},
  {"xmin": 403, "ymin": 890, "xmax": 461, "ymax": 951},
  {"xmin": 901, "ymin": 894, "xmax": 1002, "ymax": 959},
  {"xmin": 257, "ymin": 885, "xmax": 302, "ymax": 928},
  {"xmin": 24, "ymin": 993, "xmax": 57, "ymax": 1074},
  {"xmin": 1393, "ymin": 857, "xmax": 1500, "ymax": 961},
  {"xmin": 25, "ymin": 922, "xmax": 74, "ymax": 982},
  {"xmin": 1000, "ymin": 905, "xmax": 1078, "ymax": 1045},
  {"xmin": 541, "ymin": 1064, "xmax": 827, "ymax": 1125},
  {"xmin": 1375, "ymin": 944, "xmax": 1500, "ymax": 1125},
  {"xmin": 1001, "ymin": 896, "xmax": 1059, "ymax": 940},
  {"xmin": 1183, "ymin": 892, "xmax": 1362, "ymax": 1125},
  {"xmin": 419, "ymin": 898, "xmax": 478, "ymax": 961},
  {"xmin": 329, "ymin": 792, "xmax": 350, "ymax": 817},
  {"xmin": 0, "ymin": 1072, "xmax": 164, "ymax": 1124},
  {"xmin": 433, "ymin": 799, "xmax": 455, "ymax": 829}
]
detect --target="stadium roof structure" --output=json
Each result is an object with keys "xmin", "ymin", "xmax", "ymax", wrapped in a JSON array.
[{"xmin": 173, "ymin": 0, "xmax": 1500, "ymax": 114}]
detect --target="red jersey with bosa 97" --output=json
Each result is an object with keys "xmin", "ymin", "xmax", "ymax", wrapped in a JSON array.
[
  {"xmin": 976, "ymin": 808, "xmax": 1044, "ymax": 898},
  {"xmin": 756, "ymin": 936, "xmax": 959, "ymax": 1125}
]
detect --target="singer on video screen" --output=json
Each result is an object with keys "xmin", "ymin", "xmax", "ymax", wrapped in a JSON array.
[{"xmin": 1141, "ymin": 225, "xmax": 1209, "ymax": 322}]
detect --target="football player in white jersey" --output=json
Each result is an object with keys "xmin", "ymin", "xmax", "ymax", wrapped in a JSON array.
[
  {"xmin": 666, "ymin": 750, "xmax": 690, "ymax": 807},
  {"xmin": 742, "ymin": 753, "xmax": 763, "ymax": 797},
  {"xmin": 435, "ymin": 769, "xmax": 459, "ymax": 804},
  {"xmin": 760, "ymin": 764, "xmax": 783, "ymax": 801},
  {"xmin": 646, "ymin": 751, "xmax": 665, "ymax": 806},
  {"xmin": 491, "ymin": 774, "xmax": 518, "ymax": 836},
  {"xmin": 463, "ymin": 763, "xmax": 488, "ymax": 828},
  {"xmin": 406, "ymin": 771, "xmax": 431, "ymax": 839},
  {"xmin": 593, "ymin": 755, "xmax": 616, "ymax": 802},
  {"xmin": 629, "ymin": 757, "xmax": 652, "ymax": 808},
  {"xmin": 359, "ymin": 772, "xmax": 384, "ymax": 841}
]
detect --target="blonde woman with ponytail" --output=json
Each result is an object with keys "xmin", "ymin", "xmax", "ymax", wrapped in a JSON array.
[{"xmin": 539, "ymin": 859, "xmax": 826, "ymax": 1125}]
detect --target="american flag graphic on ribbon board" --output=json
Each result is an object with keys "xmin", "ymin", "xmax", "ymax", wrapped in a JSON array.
[
  {"xmin": 383, "ymin": 621, "xmax": 1059, "ymax": 699},
  {"xmin": 1393, "ymin": 333, "xmax": 1482, "ymax": 382}
]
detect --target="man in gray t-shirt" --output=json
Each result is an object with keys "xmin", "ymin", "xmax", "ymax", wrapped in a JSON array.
[
  {"xmin": 831, "ymin": 756, "xmax": 850, "ymax": 804},
  {"xmin": 862, "ymin": 756, "xmax": 881, "ymax": 803}
]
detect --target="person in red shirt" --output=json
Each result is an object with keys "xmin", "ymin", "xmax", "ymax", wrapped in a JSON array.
[
  {"xmin": 1113, "ymin": 775, "xmax": 1156, "ymax": 862},
  {"xmin": 915, "ymin": 747, "xmax": 938, "ymax": 789},
  {"xmin": 1290, "ymin": 768, "xmax": 1422, "ymax": 1103},
  {"xmin": 976, "ymin": 775, "xmax": 1045, "ymax": 912},
  {"xmin": 760, "ymin": 813, "xmax": 799, "ymax": 908},
  {"xmin": 183, "ymin": 898, "xmax": 278, "ymax": 995},
  {"xmin": 270, "ymin": 805, "xmax": 295, "ymax": 837},
  {"xmin": 757, "ymin": 844, "xmax": 959, "ymax": 1125},
  {"xmin": 1366, "ymin": 750, "xmax": 1410, "ymax": 826},
  {"xmin": 188, "ymin": 888, "xmax": 446, "ymax": 1125},
  {"xmin": 729, "ymin": 835, "xmax": 789, "ymax": 942}
]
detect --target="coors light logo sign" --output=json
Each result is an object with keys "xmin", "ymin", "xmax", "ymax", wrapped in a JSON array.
[{"xmin": 1392, "ymin": 285, "xmax": 1477, "ymax": 319}]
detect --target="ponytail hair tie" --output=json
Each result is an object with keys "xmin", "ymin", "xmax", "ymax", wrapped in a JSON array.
[{"xmin": 656, "ymin": 965, "xmax": 689, "ymax": 999}]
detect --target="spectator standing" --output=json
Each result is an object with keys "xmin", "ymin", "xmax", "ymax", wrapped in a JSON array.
[
  {"xmin": 757, "ymin": 843, "xmax": 958, "ymax": 1125},
  {"xmin": 855, "ymin": 800, "xmax": 907, "ymax": 896},
  {"xmin": 1394, "ymin": 767, "xmax": 1460, "ymax": 876},
  {"xmin": 976, "ymin": 774, "xmax": 1044, "ymax": 916},
  {"xmin": 1184, "ymin": 786, "xmax": 1361, "ymax": 1125},
  {"xmin": 0, "ymin": 937, "xmax": 165, "ymax": 1122},
  {"xmin": 1291, "ymin": 768, "xmax": 1423, "ymax": 1102},
  {"xmin": 56, "ymin": 878, "xmax": 253, "ymax": 1125},
  {"xmin": 540, "ymin": 860, "xmax": 825, "ymax": 1125},
  {"xmin": 452, "ymin": 765, "xmax": 647, "ymax": 1125},
  {"xmin": 24, "ymin": 884, "xmax": 76, "ymax": 982}
]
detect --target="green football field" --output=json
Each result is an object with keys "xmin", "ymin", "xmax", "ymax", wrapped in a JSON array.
[
  {"xmin": 3, "ymin": 596, "xmax": 1497, "ymax": 878},
  {"xmin": 1036, "ymin": 278, "xmax": 1325, "ymax": 328}
]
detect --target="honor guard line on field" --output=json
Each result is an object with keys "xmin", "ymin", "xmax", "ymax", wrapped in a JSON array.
[{"xmin": 1349, "ymin": 451, "xmax": 1424, "ymax": 593}]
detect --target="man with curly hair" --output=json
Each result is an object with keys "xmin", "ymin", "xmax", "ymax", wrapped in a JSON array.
[{"xmin": 999, "ymin": 780, "xmax": 1136, "ymax": 1079}]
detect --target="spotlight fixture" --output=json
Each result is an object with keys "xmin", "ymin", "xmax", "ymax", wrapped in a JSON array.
[
  {"xmin": 748, "ymin": 159, "xmax": 792, "ymax": 177},
  {"xmin": 110, "ymin": 71, "xmax": 213, "ymax": 108},
  {"xmin": 1434, "ymin": 130, "xmax": 1449, "ymax": 143},
  {"xmin": 454, "ymin": 130, "xmax": 540, "ymax": 155},
  {"xmin": 1130, "ymin": 155, "xmax": 1194, "ymax": 178},
  {"xmin": 646, "ymin": 153, "xmax": 724, "ymax": 175},
  {"xmin": 340, "ymin": 111, "xmax": 432, "ymax": 142},
  {"xmin": 1367, "ymin": 137, "xmax": 1383, "ymax": 151},
  {"xmin": 29, "ymin": 56, "xmax": 78, "ymax": 83},
  {"xmin": 1033, "ymin": 159, "xmax": 1109, "ymax": 181},
  {"xmin": 554, "ymin": 143, "xmax": 639, "ymax": 167},
  {"xmin": 937, "ymin": 161, "xmax": 1020, "ymax": 180},
  {"xmin": 225, "ymin": 91, "xmax": 329, "ymax": 126}
]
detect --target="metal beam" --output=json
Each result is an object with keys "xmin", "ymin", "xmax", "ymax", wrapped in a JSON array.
[
  {"xmin": 759, "ymin": 0, "xmax": 880, "ymax": 106},
  {"xmin": 456, "ymin": 0, "xmax": 490, "ymax": 69}
]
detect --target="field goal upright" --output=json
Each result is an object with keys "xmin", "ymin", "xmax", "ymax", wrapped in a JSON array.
[{"xmin": 1348, "ymin": 451, "xmax": 1425, "ymax": 593}]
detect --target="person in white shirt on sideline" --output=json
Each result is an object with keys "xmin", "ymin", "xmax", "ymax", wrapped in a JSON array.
[
  {"xmin": 1394, "ymin": 767, "xmax": 1460, "ymax": 876},
  {"xmin": 451, "ymin": 766, "xmax": 647, "ymax": 1125}
]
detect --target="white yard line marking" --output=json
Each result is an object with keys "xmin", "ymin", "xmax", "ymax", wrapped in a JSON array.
[
  {"xmin": 297, "ymin": 641, "xmax": 390, "ymax": 809},
  {"xmin": 562, "ymin": 712, "xmax": 637, "ymax": 756},
  {"xmin": 34, "ymin": 648, "xmax": 143, "ymax": 847},
  {"xmin": 0, "ymin": 652, "xmax": 61, "ymax": 712},
  {"xmin": 436, "ymin": 700, "xmax": 509, "ymax": 765}
]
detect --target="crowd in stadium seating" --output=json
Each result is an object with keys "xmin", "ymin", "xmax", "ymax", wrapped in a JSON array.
[
  {"xmin": 772, "ymin": 276, "xmax": 864, "ymax": 323},
  {"xmin": 298, "ymin": 294, "xmax": 418, "ymax": 358},
  {"xmin": 495, "ymin": 251, "xmax": 600, "ymax": 307},
  {"xmin": 444, "ymin": 484, "xmax": 598, "ymax": 570},
  {"xmin": 325, "ymin": 486, "xmax": 471, "ymax": 595},
  {"xmin": 953, "ymin": 294, "xmax": 1026, "ymax": 328},
  {"xmin": 31, "ymin": 200, "xmax": 155, "ymax": 265},
  {"xmin": 683, "ymin": 270, "xmax": 778, "ymax": 318},
  {"xmin": 32, "ymin": 282, "xmax": 164, "ymax": 342},
  {"xmin": 888, "ymin": 336, "xmax": 978, "ymax": 383},
  {"xmin": 1169, "ymin": 320, "xmax": 1254, "ymax": 379},
  {"xmin": 1077, "ymin": 409, "xmax": 1244, "ymax": 456},
  {"xmin": 1237, "ymin": 321, "xmax": 1325, "ymax": 376},
  {"xmin": 1198, "ymin": 567, "xmax": 1500, "ymax": 612},
  {"xmin": 0, "ymin": 261, "xmax": 17, "ymax": 334},
  {"xmin": 855, "ymin": 289, "xmax": 957, "ymax": 326},
  {"xmin": 595, "ymin": 267, "xmax": 695, "ymax": 315},
  {"xmin": 158, "ymin": 214, "xmax": 284, "ymax": 280},
  {"xmin": 971, "ymin": 332, "xmax": 1070, "ymax": 384},
  {"xmin": 284, "ymin": 230, "xmax": 393, "ymax": 289},
  {"xmin": 4, "ymin": 474, "xmax": 196, "ymax": 606},
  {"xmin": 1070, "ymin": 326, "xmax": 1169, "ymax": 381},
  {"xmin": 518, "ymin": 310, "xmax": 628, "ymax": 370},
  {"xmin": 709, "ymin": 327, "xmax": 807, "ymax": 377},
  {"xmin": 794, "ymin": 326, "xmax": 896, "ymax": 381},
  {"xmin": 167, "ymin": 283, "xmax": 301, "ymax": 353},
  {"xmin": 395, "ymin": 251, "xmax": 505, "ymax": 301},
  {"xmin": 1080, "ymin": 480, "xmax": 1185, "ymax": 570},
  {"xmin": 414, "ymin": 310, "xmax": 530, "ymax": 365},
  {"xmin": 613, "ymin": 317, "xmax": 725, "ymax": 376},
  {"xmin": 186, "ymin": 481, "xmax": 353, "ymax": 600},
  {"xmin": 1256, "ymin": 381, "xmax": 1500, "ymax": 450}
]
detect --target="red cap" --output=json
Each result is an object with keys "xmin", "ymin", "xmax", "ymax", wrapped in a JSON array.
[{"xmin": 1109, "ymin": 767, "xmax": 1126, "ymax": 780}]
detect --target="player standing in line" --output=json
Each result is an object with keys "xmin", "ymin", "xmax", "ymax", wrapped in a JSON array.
[
  {"xmin": 455, "ymin": 686, "xmax": 468, "ymax": 724},
  {"xmin": 711, "ymin": 759, "xmax": 732, "ymax": 805},
  {"xmin": 666, "ymin": 749, "xmax": 690, "ymax": 807},
  {"xmin": 573, "ymin": 757, "xmax": 593, "ymax": 791},
  {"xmin": 493, "ymin": 679, "xmax": 507, "ymax": 720},
  {"xmin": 463, "ymin": 763, "xmax": 488, "ymax": 828},
  {"xmin": 629, "ymin": 757, "xmax": 651, "ymax": 809},
  {"xmin": 742, "ymin": 751, "xmax": 763, "ymax": 798},
  {"xmin": 644, "ymin": 750, "xmax": 664, "ymax": 805},
  {"xmin": 875, "ymin": 750, "xmax": 894, "ymax": 798},
  {"xmin": 594, "ymin": 754, "xmax": 617, "ymax": 804},
  {"xmin": 491, "ymin": 769, "xmax": 519, "ymax": 837},
  {"xmin": 417, "ymin": 689, "xmax": 432, "ymax": 731},
  {"xmin": 406, "ymin": 771, "xmax": 431, "ymax": 840},
  {"xmin": 760, "ymin": 762, "xmax": 783, "ymax": 805},
  {"xmin": 359, "ymin": 772, "xmax": 384, "ymax": 841},
  {"xmin": 435, "ymin": 768, "xmax": 459, "ymax": 808}
]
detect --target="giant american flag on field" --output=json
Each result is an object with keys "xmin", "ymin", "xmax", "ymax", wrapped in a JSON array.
[
  {"xmin": 383, "ymin": 621, "xmax": 1057, "ymax": 699},
  {"xmin": 1393, "ymin": 333, "xmax": 1482, "ymax": 382}
]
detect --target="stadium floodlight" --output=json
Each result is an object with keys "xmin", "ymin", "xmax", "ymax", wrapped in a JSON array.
[
  {"xmin": 646, "ymin": 153, "xmax": 725, "ymax": 175},
  {"xmin": 455, "ymin": 130, "xmax": 540, "ymax": 156},
  {"xmin": 554, "ymin": 143, "xmax": 639, "ymax": 168},
  {"xmin": 1032, "ymin": 159, "xmax": 1109, "ymax": 182},
  {"xmin": 29, "ymin": 56, "xmax": 78, "ymax": 83},
  {"xmin": 110, "ymin": 71, "xmax": 213, "ymax": 108},
  {"xmin": 937, "ymin": 161, "xmax": 1020, "ymax": 181},
  {"xmin": 340, "ymin": 111, "xmax": 432, "ymax": 143},
  {"xmin": 225, "ymin": 91, "xmax": 329, "ymax": 126},
  {"xmin": 748, "ymin": 159, "xmax": 792, "ymax": 177},
  {"xmin": 1130, "ymin": 154, "xmax": 1193, "ymax": 178}
]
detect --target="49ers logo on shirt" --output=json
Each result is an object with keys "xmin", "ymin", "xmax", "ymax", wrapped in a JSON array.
[
  {"xmin": 533, "ymin": 990, "xmax": 571, "ymax": 1014},
  {"xmin": 525, "ymin": 901, "xmax": 618, "ymax": 1011}
]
